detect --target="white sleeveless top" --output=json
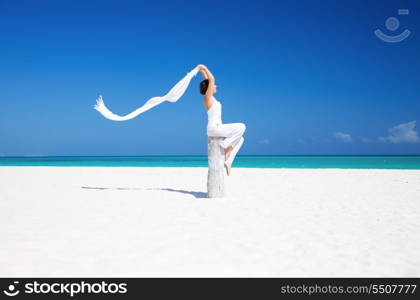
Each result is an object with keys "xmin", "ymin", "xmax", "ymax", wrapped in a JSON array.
[{"xmin": 207, "ymin": 96, "xmax": 222, "ymax": 130}]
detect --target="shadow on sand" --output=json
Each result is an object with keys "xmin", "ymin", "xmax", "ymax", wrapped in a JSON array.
[{"xmin": 81, "ymin": 186, "xmax": 207, "ymax": 199}]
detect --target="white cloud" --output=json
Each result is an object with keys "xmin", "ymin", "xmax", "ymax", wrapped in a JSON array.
[
  {"xmin": 333, "ymin": 131, "xmax": 352, "ymax": 143},
  {"xmin": 379, "ymin": 121, "xmax": 420, "ymax": 144},
  {"xmin": 258, "ymin": 139, "xmax": 270, "ymax": 145}
]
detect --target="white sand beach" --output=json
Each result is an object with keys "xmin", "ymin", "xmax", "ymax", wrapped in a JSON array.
[{"xmin": 0, "ymin": 167, "xmax": 419, "ymax": 277}]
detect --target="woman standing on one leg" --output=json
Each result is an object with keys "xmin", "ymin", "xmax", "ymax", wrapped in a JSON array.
[{"xmin": 198, "ymin": 64, "xmax": 246, "ymax": 176}]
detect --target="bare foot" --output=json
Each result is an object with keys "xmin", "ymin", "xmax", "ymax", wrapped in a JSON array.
[
  {"xmin": 224, "ymin": 146, "xmax": 233, "ymax": 162},
  {"xmin": 224, "ymin": 162, "xmax": 232, "ymax": 176}
]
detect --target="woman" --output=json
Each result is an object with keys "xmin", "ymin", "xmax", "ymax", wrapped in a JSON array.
[{"xmin": 197, "ymin": 64, "xmax": 246, "ymax": 176}]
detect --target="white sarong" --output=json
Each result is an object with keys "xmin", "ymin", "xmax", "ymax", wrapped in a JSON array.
[{"xmin": 94, "ymin": 66, "xmax": 199, "ymax": 121}]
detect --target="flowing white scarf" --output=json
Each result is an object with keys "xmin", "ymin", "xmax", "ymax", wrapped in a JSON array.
[{"xmin": 94, "ymin": 66, "xmax": 199, "ymax": 121}]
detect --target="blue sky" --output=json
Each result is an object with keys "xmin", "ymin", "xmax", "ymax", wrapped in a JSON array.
[{"xmin": 0, "ymin": 0, "xmax": 419, "ymax": 156}]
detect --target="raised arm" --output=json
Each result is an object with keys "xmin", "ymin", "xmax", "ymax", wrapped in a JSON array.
[
  {"xmin": 197, "ymin": 64, "xmax": 216, "ymax": 98},
  {"xmin": 198, "ymin": 65, "xmax": 214, "ymax": 83},
  {"xmin": 199, "ymin": 66, "xmax": 208, "ymax": 80}
]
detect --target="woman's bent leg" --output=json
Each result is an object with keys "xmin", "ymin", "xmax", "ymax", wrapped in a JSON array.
[
  {"xmin": 215, "ymin": 123, "xmax": 246, "ymax": 149},
  {"xmin": 207, "ymin": 122, "xmax": 246, "ymax": 166},
  {"xmin": 225, "ymin": 137, "xmax": 244, "ymax": 165}
]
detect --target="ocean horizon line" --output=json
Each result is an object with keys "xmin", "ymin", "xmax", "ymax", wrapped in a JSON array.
[
  {"xmin": 1, "ymin": 155, "xmax": 420, "ymax": 169},
  {"xmin": 1, "ymin": 154, "xmax": 420, "ymax": 158}
]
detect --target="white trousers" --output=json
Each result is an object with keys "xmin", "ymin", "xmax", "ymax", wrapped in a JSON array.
[{"xmin": 207, "ymin": 122, "xmax": 246, "ymax": 165}]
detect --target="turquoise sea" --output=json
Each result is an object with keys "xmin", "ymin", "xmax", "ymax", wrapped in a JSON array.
[{"xmin": 0, "ymin": 156, "xmax": 420, "ymax": 169}]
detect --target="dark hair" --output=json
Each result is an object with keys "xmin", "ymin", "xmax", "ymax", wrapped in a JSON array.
[{"xmin": 200, "ymin": 79, "xmax": 209, "ymax": 95}]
